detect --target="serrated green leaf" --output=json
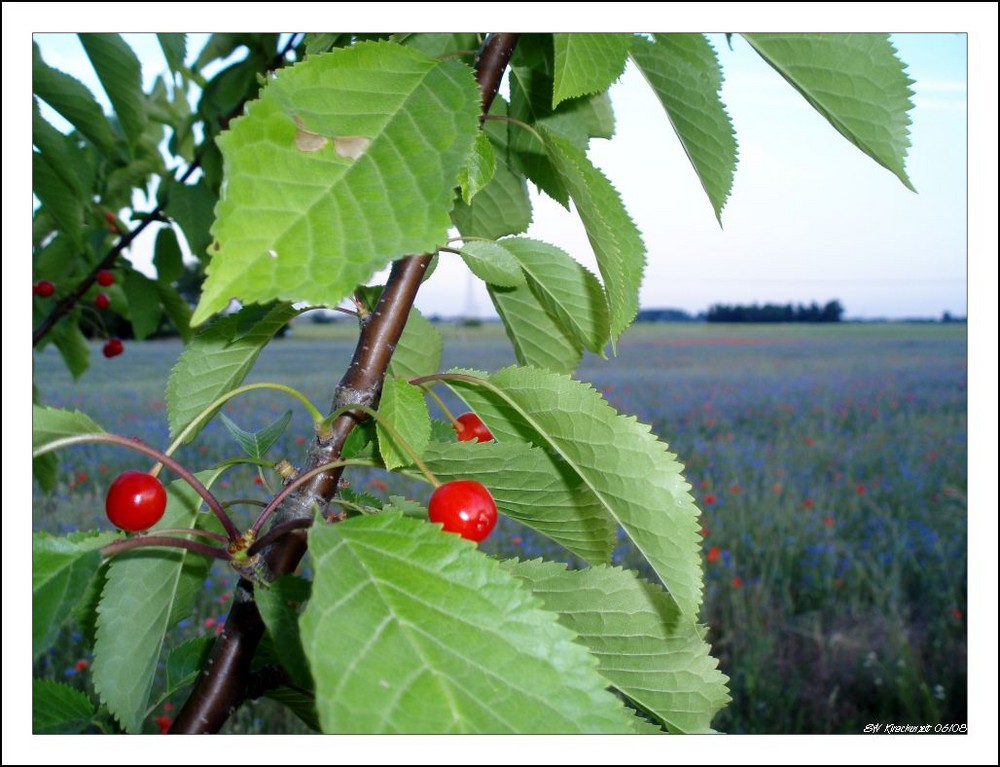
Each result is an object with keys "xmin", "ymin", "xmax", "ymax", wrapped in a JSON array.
[
  {"xmin": 552, "ymin": 33, "xmax": 632, "ymax": 107},
  {"xmin": 154, "ymin": 226, "xmax": 183, "ymax": 283},
  {"xmin": 458, "ymin": 241, "xmax": 526, "ymax": 288},
  {"xmin": 422, "ymin": 442, "xmax": 615, "ymax": 564},
  {"xmin": 156, "ymin": 281, "xmax": 194, "ymax": 342},
  {"xmin": 92, "ymin": 477, "xmax": 215, "ymax": 733},
  {"xmin": 304, "ymin": 33, "xmax": 347, "ymax": 56},
  {"xmin": 446, "ymin": 367, "xmax": 703, "ymax": 618},
  {"xmin": 33, "ymin": 531, "xmax": 119, "ymax": 660},
  {"xmin": 32, "ymin": 405, "xmax": 105, "ymax": 453},
  {"xmin": 499, "ymin": 238, "xmax": 609, "ymax": 355},
  {"xmin": 504, "ymin": 560, "xmax": 730, "ymax": 733},
  {"xmin": 376, "ymin": 377, "xmax": 430, "ymax": 471},
  {"xmin": 541, "ymin": 129, "xmax": 645, "ymax": 347},
  {"xmin": 192, "ymin": 42, "xmax": 481, "ymax": 326},
  {"xmin": 33, "ymin": 151, "xmax": 83, "ymax": 248},
  {"xmin": 263, "ymin": 686, "xmax": 322, "ymax": 732},
  {"xmin": 32, "ymin": 98, "xmax": 84, "ymax": 198},
  {"xmin": 33, "ymin": 41, "xmax": 118, "ymax": 158},
  {"xmin": 458, "ymin": 132, "xmax": 496, "ymax": 205},
  {"xmin": 33, "ymin": 451, "xmax": 58, "ymax": 492},
  {"xmin": 301, "ymin": 514, "xmax": 635, "ymax": 733},
  {"xmin": 383, "ymin": 495, "xmax": 427, "ymax": 518},
  {"xmin": 122, "ymin": 270, "xmax": 161, "ymax": 340},
  {"xmin": 387, "ymin": 307, "xmax": 442, "ymax": 380},
  {"xmin": 256, "ymin": 575, "xmax": 313, "ymax": 690},
  {"xmin": 219, "ymin": 409, "xmax": 292, "ymax": 460},
  {"xmin": 49, "ymin": 315, "xmax": 91, "ymax": 380},
  {"xmin": 79, "ymin": 34, "xmax": 148, "ymax": 149},
  {"xmin": 742, "ymin": 33, "xmax": 915, "ymax": 190},
  {"xmin": 490, "ymin": 283, "xmax": 583, "ymax": 373},
  {"xmin": 394, "ymin": 33, "xmax": 480, "ymax": 59},
  {"xmin": 33, "ymin": 679, "xmax": 96, "ymax": 734},
  {"xmin": 166, "ymin": 302, "xmax": 299, "ymax": 441},
  {"xmin": 452, "ymin": 98, "xmax": 533, "ymax": 238},
  {"xmin": 157, "ymin": 33, "xmax": 187, "ymax": 75},
  {"xmin": 631, "ymin": 35, "xmax": 737, "ymax": 223},
  {"xmin": 165, "ymin": 178, "xmax": 216, "ymax": 261},
  {"xmin": 165, "ymin": 637, "xmax": 214, "ymax": 693}
]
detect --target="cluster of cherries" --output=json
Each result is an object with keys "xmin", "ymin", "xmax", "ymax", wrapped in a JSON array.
[
  {"xmin": 34, "ymin": 269, "xmax": 123, "ymax": 358},
  {"xmin": 106, "ymin": 412, "xmax": 500, "ymax": 543}
]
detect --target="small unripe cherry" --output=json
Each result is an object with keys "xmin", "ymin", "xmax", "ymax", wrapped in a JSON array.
[
  {"xmin": 95, "ymin": 292, "xmax": 111, "ymax": 310},
  {"xmin": 34, "ymin": 280, "xmax": 56, "ymax": 298}
]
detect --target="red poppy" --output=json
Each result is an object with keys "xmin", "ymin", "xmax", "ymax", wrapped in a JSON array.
[
  {"xmin": 74, "ymin": 659, "xmax": 89, "ymax": 673},
  {"xmin": 707, "ymin": 546, "xmax": 721, "ymax": 563},
  {"xmin": 701, "ymin": 526, "xmax": 711, "ymax": 537},
  {"xmin": 856, "ymin": 483, "xmax": 867, "ymax": 495},
  {"xmin": 703, "ymin": 493, "xmax": 717, "ymax": 505},
  {"xmin": 802, "ymin": 498, "xmax": 815, "ymax": 509},
  {"xmin": 822, "ymin": 515, "xmax": 836, "ymax": 527},
  {"xmin": 730, "ymin": 576, "xmax": 743, "ymax": 589}
]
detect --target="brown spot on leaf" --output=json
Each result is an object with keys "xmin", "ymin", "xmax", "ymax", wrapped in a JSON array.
[{"xmin": 333, "ymin": 136, "xmax": 371, "ymax": 160}]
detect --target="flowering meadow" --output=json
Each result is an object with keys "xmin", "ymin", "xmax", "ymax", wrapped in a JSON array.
[{"xmin": 32, "ymin": 322, "xmax": 967, "ymax": 733}]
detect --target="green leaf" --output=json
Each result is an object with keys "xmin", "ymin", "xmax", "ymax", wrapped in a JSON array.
[
  {"xmin": 156, "ymin": 282, "xmax": 194, "ymax": 343},
  {"xmin": 154, "ymin": 226, "xmax": 184, "ymax": 284},
  {"xmin": 92, "ymin": 477, "xmax": 214, "ymax": 733},
  {"xmin": 78, "ymin": 34, "xmax": 148, "ymax": 149},
  {"xmin": 256, "ymin": 575, "xmax": 314, "ymax": 690},
  {"xmin": 541, "ymin": 129, "xmax": 645, "ymax": 347},
  {"xmin": 452, "ymin": 98, "xmax": 533, "ymax": 238},
  {"xmin": 32, "ymin": 530, "xmax": 118, "ymax": 660},
  {"xmin": 192, "ymin": 42, "xmax": 481, "ymax": 326},
  {"xmin": 458, "ymin": 131, "xmax": 496, "ymax": 205},
  {"xmin": 33, "ymin": 151, "xmax": 83, "ymax": 247},
  {"xmin": 422, "ymin": 442, "xmax": 615, "ymax": 564},
  {"xmin": 263, "ymin": 687, "xmax": 322, "ymax": 732},
  {"xmin": 742, "ymin": 33, "xmax": 915, "ymax": 190},
  {"xmin": 376, "ymin": 377, "xmax": 430, "ymax": 471},
  {"xmin": 631, "ymin": 35, "xmax": 737, "ymax": 223},
  {"xmin": 33, "ymin": 451, "xmax": 58, "ymax": 493},
  {"xmin": 447, "ymin": 367, "xmax": 704, "ymax": 618},
  {"xmin": 166, "ymin": 302, "xmax": 299, "ymax": 441},
  {"xmin": 33, "ymin": 679, "xmax": 96, "ymax": 734},
  {"xmin": 157, "ymin": 33, "xmax": 187, "ymax": 75},
  {"xmin": 458, "ymin": 241, "xmax": 525, "ymax": 288},
  {"xmin": 219, "ymin": 410, "xmax": 292, "ymax": 460},
  {"xmin": 300, "ymin": 514, "xmax": 635, "ymax": 733},
  {"xmin": 490, "ymin": 282, "xmax": 583, "ymax": 374},
  {"xmin": 394, "ymin": 33, "xmax": 480, "ymax": 59},
  {"xmin": 165, "ymin": 637, "xmax": 214, "ymax": 694},
  {"xmin": 32, "ymin": 404, "xmax": 104, "ymax": 455},
  {"xmin": 49, "ymin": 318, "xmax": 90, "ymax": 380},
  {"xmin": 32, "ymin": 98, "xmax": 84, "ymax": 198},
  {"xmin": 304, "ymin": 33, "xmax": 348, "ymax": 56},
  {"xmin": 165, "ymin": 178, "xmax": 216, "ymax": 261},
  {"xmin": 33, "ymin": 41, "xmax": 118, "ymax": 158},
  {"xmin": 387, "ymin": 307, "xmax": 442, "ymax": 380},
  {"xmin": 552, "ymin": 33, "xmax": 632, "ymax": 107},
  {"xmin": 122, "ymin": 270, "xmax": 162, "ymax": 340},
  {"xmin": 504, "ymin": 560, "xmax": 730, "ymax": 733},
  {"xmin": 499, "ymin": 238, "xmax": 609, "ymax": 355}
]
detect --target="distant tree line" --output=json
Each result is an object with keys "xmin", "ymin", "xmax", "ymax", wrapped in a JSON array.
[{"xmin": 706, "ymin": 300, "xmax": 844, "ymax": 323}]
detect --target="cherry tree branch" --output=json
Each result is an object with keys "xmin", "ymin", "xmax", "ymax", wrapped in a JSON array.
[{"xmin": 170, "ymin": 33, "xmax": 519, "ymax": 734}]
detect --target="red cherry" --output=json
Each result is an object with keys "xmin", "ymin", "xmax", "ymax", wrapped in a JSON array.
[
  {"xmin": 103, "ymin": 338, "xmax": 124, "ymax": 358},
  {"xmin": 96, "ymin": 269, "xmax": 114, "ymax": 287},
  {"xmin": 95, "ymin": 292, "xmax": 111, "ymax": 310},
  {"xmin": 428, "ymin": 480, "xmax": 498, "ymax": 542},
  {"xmin": 454, "ymin": 412, "xmax": 493, "ymax": 443},
  {"xmin": 105, "ymin": 470, "xmax": 167, "ymax": 532},
  {"xmin": 34, "ymin": 280, "xmax": 56, "ymax": 298}
]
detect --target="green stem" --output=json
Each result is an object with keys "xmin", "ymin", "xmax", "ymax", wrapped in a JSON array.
[
  {"xmin": 35, "ymin": 433, "xmax": 241, "ymax": 542},
  {"xmin": 483, "ymin": 113, "xmax": 544, "ymax": 143},
  {"xmin": 416, "ymin": 382, "xmax": 460, "ymax": 428}
]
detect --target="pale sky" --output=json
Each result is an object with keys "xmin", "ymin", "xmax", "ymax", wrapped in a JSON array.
[{"xmin": 27, "ymin": 24, "xmax": 973, "ymax": 320}]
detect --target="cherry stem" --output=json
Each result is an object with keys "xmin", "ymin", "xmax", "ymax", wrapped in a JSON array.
[
  {"xmin": 163, "ymin": 382, "xmax": 324, "ymax": 462},
  {"xmin": 222, "ymin": 498, "xmax": 268, "ymax": 510},
  {"xmin": 415, "ymin": 383, "xmax": 460, "ymax": 428},
  {"xmin": 483, "ymin": 113, "xmax": 544, "ymax": 142},
  {"xmin": 35, "ymin": 433, "xmax": 241, "ymax": 543},
  {"xmin": 102, "ymin": 534, "xmax": 232, "ymax": 561},
  {"xmin": 154, "ymin": 527, "xmax": 230, "ymax": 544},
  {"xmin": 246, "ymin": 458, "xmax": 377, "ymax": 539}
]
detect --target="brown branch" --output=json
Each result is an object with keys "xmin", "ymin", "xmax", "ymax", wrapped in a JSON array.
[{"xmin": 170, "ymin": 33, "xmax": 520, "ymax": 734}]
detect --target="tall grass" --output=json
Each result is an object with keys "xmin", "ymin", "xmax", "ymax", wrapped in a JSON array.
[{"xmin": 33, "ymin": 323, "xmax": 967, "ymax": 733}]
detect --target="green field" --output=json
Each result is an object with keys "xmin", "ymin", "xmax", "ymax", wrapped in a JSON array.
[{"xmin": 33, "ymin": 322, "xmax": 968, "ymax": 734}]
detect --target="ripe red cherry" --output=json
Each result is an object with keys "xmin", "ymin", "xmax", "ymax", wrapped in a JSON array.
[
  {"xmin": 454, "ymin": 412, "xmax": 493, "ymax": 443},
  {"xmin": 95, "ymin": 292, "xmax": 111, "ymax": 310},
  {"xmin": 102, "ymin": 338, "xmax": 124, "ymax": 358},
  {"xmin": 428, "ymin": 480, "xmax": 498, "ymax": 542},
  {"xmin": 105, "ymin": 470, "xmax": 168, "ymax": 532},
  {"xmin": 34, "ymin": 280, "xmax": 56, "ymax": 297},
  {"xmin": 96, "ymin": 269, "xmax": 114, "ymax": 287}
]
